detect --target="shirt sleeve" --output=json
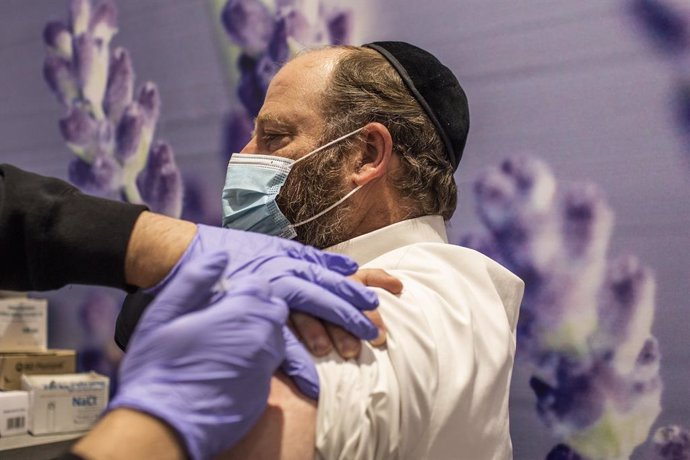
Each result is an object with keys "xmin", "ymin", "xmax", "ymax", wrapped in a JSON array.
[
  {"xmin": 314, "ymin": 343, "xmax": 402, "ymax": 459},
  {"xmin": 313, "ymin": 273, "xmax": 440, "ymax": 460},
  {"xmin": 0, "ymin": 164, "xmax": 146, "ymax": 291},
  {"xmin": 114, "ymin": 290, "xmax": 155, "ymax": 351}
]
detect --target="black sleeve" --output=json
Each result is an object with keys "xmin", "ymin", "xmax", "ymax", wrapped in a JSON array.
[
  {"xmin": 0, "ymin": 164, "xmax": 147, "ymax": 291},
  {"xmin": 52, "ymin": 452, "xmax": 86, "ymax": 460},
  {"xmin": 115, "ymin": 290, "xmax": 155, "ymax": 351}
]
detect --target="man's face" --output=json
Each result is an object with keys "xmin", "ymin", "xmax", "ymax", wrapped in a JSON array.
[
  {"xmin": 241, "ymin": 51, "xmax": 331, "ymax": 160},
  {"xmin": 240, "ymin": 50, "xmax": 359, "ymax": 248}
]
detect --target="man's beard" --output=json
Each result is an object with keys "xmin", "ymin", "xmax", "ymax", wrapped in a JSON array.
[{"xmin": 276, "ymin": 149, "xmax": 355, "ymax": 249}]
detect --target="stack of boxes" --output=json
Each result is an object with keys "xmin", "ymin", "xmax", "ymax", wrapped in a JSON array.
[{"xmin": 0, "ymin": 292, "xmax": 109, "ymax": 438}]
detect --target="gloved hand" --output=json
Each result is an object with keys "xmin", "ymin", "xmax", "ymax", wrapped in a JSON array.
[
  {"xmin": 150, "ymin": 224, "xmax": 380, "ymax": 398},
  {"xmin": 110, "ymin": 251, "xmax": 287, "ymax": 460}
]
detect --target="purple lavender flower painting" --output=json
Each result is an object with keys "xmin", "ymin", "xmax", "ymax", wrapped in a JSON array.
[
  {"xmin": 43, "ymin": 0, "xmax": 183, "ymax": 217},
  {"xmin": 462, "ymin": 156, "xmax": 664, "ymax": 459},
  {"xmin": 629, "ymin": 0, "xmax": 690, "ymax": 168},
  {"xmin": 77, "ymin": 289, "xmax": 123, "ymax": 395},
  {"xmin": 650, "ymin": 425, "xmax": 690, "ymax": 460},
  {"xmin": 216, "ymin": 0, "xmax": 356, "ymax": 162}
]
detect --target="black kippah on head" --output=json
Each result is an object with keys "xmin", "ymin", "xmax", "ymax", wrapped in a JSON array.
[{"xmin": 363, "ymin": 41, "xmax": 469, "ymax": 172}]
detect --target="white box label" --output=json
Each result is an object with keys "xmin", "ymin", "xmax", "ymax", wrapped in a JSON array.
[
  {"xmin": 22, "ymin": 373, "xmax": 109, "ymax": 435},
  {"xmin": 0, "ymin": 391, "xmax": 29, "ymax": 437},
  {"xmin": 0, "ymin": 298, "xmax": 47, "ymax": 352}
]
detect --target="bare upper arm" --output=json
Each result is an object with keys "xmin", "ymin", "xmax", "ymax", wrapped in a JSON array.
[{"xmin": 215, "ymin": 372, "xmax": 317, "ymax": 460}]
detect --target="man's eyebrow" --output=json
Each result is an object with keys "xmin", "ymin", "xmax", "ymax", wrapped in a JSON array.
[{"xmin": 254, "ymin": 114, "xmax": 294, "ymax": 130}]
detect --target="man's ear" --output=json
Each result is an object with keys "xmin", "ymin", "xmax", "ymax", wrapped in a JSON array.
[{"xmin": 352, "ymin": 122, "xmax": 393, "ymax": 186}]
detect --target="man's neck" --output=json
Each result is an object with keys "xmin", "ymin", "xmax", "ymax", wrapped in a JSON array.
[
  {"xmin": 323, "ymin": 207, "xmax": 420, "ymax": 249},
  {"xmin": 308, "ymin": 179, "xmax": 418, "ymax": 249}
]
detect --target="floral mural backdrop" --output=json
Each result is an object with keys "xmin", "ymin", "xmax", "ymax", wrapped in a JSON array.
[{"xmin": 0, "ymin": 0, "xmax": 688, "ymax": 458}]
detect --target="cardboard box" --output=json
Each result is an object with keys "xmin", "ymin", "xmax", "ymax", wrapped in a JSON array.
[
  {"xmin": 0, "ymin": 298, "xmax": 47, "ymax": 351},
  {"xmin": 0, "ymin": 291, "xmax": 27, "ymax": 299},
  {"xmin": 0, "ymin": 391, "xmax": 28, "ymax": 437},
  {"xmin": 0, "ymin": 350, "xmax": 76, "ymax": 390},
  {"xmin": 22, "ymin": 373, "xmax": 109, "ymax": 435}
]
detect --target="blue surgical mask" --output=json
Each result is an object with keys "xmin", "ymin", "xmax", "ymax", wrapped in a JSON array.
[{"xmin": 221, "ymin": 127, "xmax": 364, "ymax": 239}]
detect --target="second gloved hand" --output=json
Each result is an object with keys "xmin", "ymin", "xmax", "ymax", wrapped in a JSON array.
[
  {"xmin": 149, "ymin": 224, "xmax": 380, "ymax": 398},
  {"xmin": 110, "ymin": 252, "xmax": 287, "ymax": 460},
  {"xmin": 154, "ymin": 225, "xmax": 379, "ymax": 340}
]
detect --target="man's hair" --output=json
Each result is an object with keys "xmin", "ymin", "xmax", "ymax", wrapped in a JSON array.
[{"xmin": 318, "ymin": 45, "xmax": 458, "ymax": 220}]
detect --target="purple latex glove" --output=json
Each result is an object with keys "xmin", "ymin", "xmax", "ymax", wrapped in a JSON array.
[
  {"xmin": 151, "ymin": 224, "xmax": 380, "ymax": 398},
  {"xmin": 110, "ymin": 252, "xmax": 287, "ymax": 460}
]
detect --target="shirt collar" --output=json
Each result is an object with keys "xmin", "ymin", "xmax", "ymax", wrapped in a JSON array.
[{"xmin": 326, "ymin": 215, "xmax": 448, "ymax": 265}]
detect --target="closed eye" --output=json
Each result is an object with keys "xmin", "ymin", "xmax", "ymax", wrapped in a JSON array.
[
  {"xmin": 253, "ymin": 113, "xmax": 296, "ymax": 151},
  {"xmin": 261, "ymin": 133, "xmax": 292, "ymax": 150}
]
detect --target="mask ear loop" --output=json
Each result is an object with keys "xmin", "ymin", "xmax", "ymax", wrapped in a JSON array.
[
  {"xmin": 293, "ymin": 127, "xmax": 364, "ymax": 166},
  {"xmin": 291, "ymin": 126, "xmax": 367, "ymax": 228},
  {"xmin": 292, "ymin": 184, "xmax": 363, "ymax": 228}
]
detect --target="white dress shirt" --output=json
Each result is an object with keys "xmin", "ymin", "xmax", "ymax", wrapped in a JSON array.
[{"xmin": 315, "ymin": 215, "xmax": 524, "ymax": 460}]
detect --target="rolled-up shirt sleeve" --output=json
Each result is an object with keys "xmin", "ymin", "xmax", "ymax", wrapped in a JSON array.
[
  {"xmin": 313, "ymin": 276, "xmax": 442, "ymax": 460},
  {"xmin": 315, "ymin": 343, "xmax": 402, "ymax": 459}
]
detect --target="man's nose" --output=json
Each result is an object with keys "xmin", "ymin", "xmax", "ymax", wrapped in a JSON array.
[{"xmin": 239, "ymin": 137, "xmax": 257, "ymax": 154}]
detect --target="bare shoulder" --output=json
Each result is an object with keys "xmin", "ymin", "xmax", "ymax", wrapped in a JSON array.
[{"xmin": 215, "ymin": 372, "xmax": 317, "ymax": 460}]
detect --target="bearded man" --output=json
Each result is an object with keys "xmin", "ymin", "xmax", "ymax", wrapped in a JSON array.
[{"xmin": 117, "ymin": 42, "xmax": 524, "ymax": 460}]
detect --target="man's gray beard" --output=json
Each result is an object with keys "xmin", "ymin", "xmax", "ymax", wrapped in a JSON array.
[{"xmin": 276, "ymin": 149, "xmax": 354, "ymax": 249}]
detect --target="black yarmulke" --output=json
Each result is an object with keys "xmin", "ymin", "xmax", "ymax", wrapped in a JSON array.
[{"xmin": 363, "ymin": 41, "xmax": 469, "ymax": 171}]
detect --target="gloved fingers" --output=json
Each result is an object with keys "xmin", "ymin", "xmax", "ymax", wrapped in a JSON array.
[
  {"xmin": 292, "ymin": 311, "xmax": 385, "ymax": 358},
  {"xmin": 324, "ymin": 322, "xmax": 361, "ymax": 359},
  {"xmin": 290, "ymin": 311, "xmax": 332, "ymax": 356},
  {"xmin": 289, "ymin": 260, "xmax": 379, "ymax": 312},
  {"xmin": 273, "ymin": 277, "xmax": 378, "ymax": 340},
  {"xmin": 137, "ymin": 251, "xmax": 229, "ymax": 334},
  {"xmin": 280, "ymin": 327, "xmax": 320, "ymax": 400},
  {"xmin": 211, "ymin": 293, "xmax": 289, "ymax": 369},
  {"xmin": 254, "ymin": 295, "xmax": 290, "ymax": 328},
  {"xmin": 293, "ymin": 245, "xmax": 359, "ymax": 276}
]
